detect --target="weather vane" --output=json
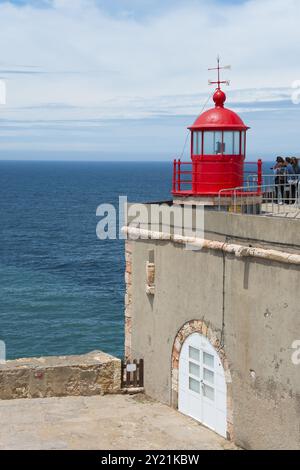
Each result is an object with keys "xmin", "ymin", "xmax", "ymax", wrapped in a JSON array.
[{"xmin": 208, "ymin": 56, "xmax": 231, "ymax": 89}]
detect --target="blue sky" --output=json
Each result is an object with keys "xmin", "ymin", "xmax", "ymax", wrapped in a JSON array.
[{"xmin": 0, "ymin": 0, "xmax": 299, "ymax": 161}]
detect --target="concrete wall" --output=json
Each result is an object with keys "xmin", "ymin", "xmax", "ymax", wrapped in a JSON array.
[
  {"xmin": 126, "ymin": 209, "xmax": 300, "ymax": 450},
  {"xmin": 203, "ymin": 210, "xmax": 300, "ymax": 251},
  {"xmin": 0, "ymin": 351, "xmax": 121, "ymax": 400}
]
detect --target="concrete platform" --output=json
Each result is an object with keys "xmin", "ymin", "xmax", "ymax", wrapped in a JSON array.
[{"xmin": 0, "ymin": 394, "xmax": 237, "ymax": 450}]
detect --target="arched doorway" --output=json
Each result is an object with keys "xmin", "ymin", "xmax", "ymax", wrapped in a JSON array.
[{"xmin": 178, "ymin": 331, "xmax": 227, "ymax": 438}]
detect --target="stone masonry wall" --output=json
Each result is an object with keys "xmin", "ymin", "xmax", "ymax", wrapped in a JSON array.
[{"xmin": 0, "ymin": 351, "xmax": 121, "ymax": 400}]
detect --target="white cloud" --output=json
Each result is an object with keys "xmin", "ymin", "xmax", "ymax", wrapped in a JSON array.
[{"xmin": 0, "ymin": 0, "xmax": 299, "ymax": 154}]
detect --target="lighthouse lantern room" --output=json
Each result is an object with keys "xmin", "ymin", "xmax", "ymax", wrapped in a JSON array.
[{"xmin": 172, "ymin": 58, "xmax": 262, "ymax": 206}]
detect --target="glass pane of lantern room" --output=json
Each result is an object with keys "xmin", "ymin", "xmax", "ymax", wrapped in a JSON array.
[
  {"xmin": 233, "ymin": 131, "xmax": 240, "ymax": 155},
  {"xmin": 223, "ymin": 132, "xmax": 234, "ymax": 155},
  {"xmin": 241, "ymin": 131, "xmax": 245, "ymax": 155},
  {"xmin": 193, "ymin": 132, "xmax": 197, "ymax": 155},
  {"xmin": 193, "ymin": 132, "xmax": 202, "ymax": 155},
  {"xmin": 214, "ymin": 131, "xmax": 223, "ymax": 155},
  {"xmin": 203, "ymin": 132, "xmax": 214, "ymax": 155},
  {"xmin": 203, "ymin": 131, "xmax": 222, "ymax": 155}
]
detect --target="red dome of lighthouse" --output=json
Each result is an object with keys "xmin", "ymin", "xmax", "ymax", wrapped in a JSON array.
[{"xmin": 189, "ymin": 89, "xmax": 249, "ymax": 130}]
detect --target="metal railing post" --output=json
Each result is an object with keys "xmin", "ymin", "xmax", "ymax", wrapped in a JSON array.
[
  {"xmin": 178, "ymin": 160, "xmax": 181, "ymax": 192},
  {"xmin": 257, "ymin": 159, "xmax": 262, "ymax": 195},
  {"xmin": 192, "ymin": 160, "xmax": 195, "ymax": 193},
  {"xmin": 172, "ymin": 159, "xmax": 176, "ymax": 193},
  {"xmin": 296, "ymin": 181, "xmax": 300, "ymax": 208}
]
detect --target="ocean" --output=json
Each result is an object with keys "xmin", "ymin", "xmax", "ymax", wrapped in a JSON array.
[{"xmin": 0, "ymin": 161, "xmax": 171, "ymax": 360}]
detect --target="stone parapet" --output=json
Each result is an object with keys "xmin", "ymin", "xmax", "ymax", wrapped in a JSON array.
[{"xmin": 0, "ymin": 350, "xmax": 121, "ymax": 400}]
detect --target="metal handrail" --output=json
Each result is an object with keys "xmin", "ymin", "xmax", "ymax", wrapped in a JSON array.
[
  {"xmin": 218, "ymin": 181, "xmax": 300, "ymax": 217},
  {"xmin": 172, "ymin": 159, "xmax": 261, "ymax": 194}
]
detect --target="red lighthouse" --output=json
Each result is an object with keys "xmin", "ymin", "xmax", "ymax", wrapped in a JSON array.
[{"xmin": 173, "ymin": 58, "xmax": 262, "ymax": 204}]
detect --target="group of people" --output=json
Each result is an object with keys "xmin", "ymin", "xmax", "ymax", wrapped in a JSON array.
[{"xmin": 272, "ymin": 156, "xmax": 300, "ymax": 204}]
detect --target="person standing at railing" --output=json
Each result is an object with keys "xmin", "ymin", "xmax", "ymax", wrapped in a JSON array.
[
  {"xmin": 285, "ymin": 157, "xmax": 296, "ymax": 204},
  {"xmin": 291, "ymin": 157, "xmax": 300, "ymax": 205},
  {"xmin": 291, "ymin": 157, "xmax": 300, "ymax": 175},
  {"xmin": 273, "ymin": 157, "xmax": 285, "ymax": 204}
]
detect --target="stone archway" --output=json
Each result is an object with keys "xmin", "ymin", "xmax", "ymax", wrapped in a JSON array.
[{"xmin": 171, "ymin": 319, "xmax": 234, "ymax": 441}]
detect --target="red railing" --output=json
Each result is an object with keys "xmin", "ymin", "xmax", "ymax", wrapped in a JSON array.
[{"xmin": 172, "ymin": 159, "xmax": 262, "ymax": 196}]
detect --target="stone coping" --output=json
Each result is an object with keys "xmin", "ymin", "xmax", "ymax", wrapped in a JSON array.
[
  {"xmin": 122, "ymin": 226, "xmax": 300, "ymax": 265},
  {"xmin": 0, "ymin": 350, "xmax": 118, "ymax": 370}
]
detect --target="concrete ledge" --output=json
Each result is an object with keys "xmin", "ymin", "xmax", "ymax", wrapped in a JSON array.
[
  {"xmin": 0, "ymin": 351, "xmax": 121, "ymax": 400},
  {"xmin": 122, "ymin": 226, "xmax": 300, "ymax": 265}
]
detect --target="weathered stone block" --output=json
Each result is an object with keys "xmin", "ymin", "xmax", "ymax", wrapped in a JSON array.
[
  {"xmin": 125, "ymin": 272, "xmax": 131, "ymax": 285},
  {"xmin": 125, "ymin": 316, "xmax": 132, "ymax": 336},
  {"xmin": 125, "ymin": 293, "xmax": 132, "ymax": 307},
  {"xmin": 126, "ymin": 261, "xmax": 132, "ymax": 274},
  {"xmin": 146, "ymin": 262, "xmax": 155, "ymax": 286}
]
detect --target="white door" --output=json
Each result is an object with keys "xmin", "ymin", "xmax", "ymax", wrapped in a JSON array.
[{"xmin": 178, "ymin": 332, "xmax": 227, "ymax": 437}]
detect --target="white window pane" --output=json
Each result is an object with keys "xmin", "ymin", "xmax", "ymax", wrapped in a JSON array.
[
  {"xmin": 189, "ymin": 346, "xmax": 200, "ymax": 362},
  {"xmin": 223, "ymin": 132, "xmax": 234, "ymax": 154},
  {"xmin": 203, "ymin": 367, "xmax": 214, "ymax": 384},
  {"xmin": 203, "ymin": 351, "xmax": 214, "ymax": 368},
  {"xmin": 189, "ymin": 377, "xmax": 200, "ymax": 394},
  {"xmin": 189, "ymin": 361, "xmax": 200, "ymax": 378},
  {"xmin": 203, "ymin": 384, "xmax": 214, "ymax": 401}
]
